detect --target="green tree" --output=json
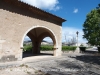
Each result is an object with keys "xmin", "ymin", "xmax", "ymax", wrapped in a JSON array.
[
  {"xmin": 96, "ymin": 4, "xmax": 100, "ymax": 14},
  {"xmin": 83, "ymin": 4, "xmax": 100, "ymax": 46}
]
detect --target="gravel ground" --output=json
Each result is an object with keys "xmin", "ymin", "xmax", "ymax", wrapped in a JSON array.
[
  {"xmin": 24, "ymin": 53, "xmax": 100, "ymax": 75},
  {"xmin": 0, "ymin": 52, "xmax": 100, "ymax": 75}
]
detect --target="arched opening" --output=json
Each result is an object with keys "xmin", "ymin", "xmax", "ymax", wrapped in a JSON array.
[
  {"xmin": 23, "ymin": 36, "xmax": 33, "ymax": 58},
  {"xmin": 21, "ymin": 26, "xmax": 57, "ymax": 58},
  {"xmin": 40, "ymin": 37, "xmax": 54, "ymax": 55}
]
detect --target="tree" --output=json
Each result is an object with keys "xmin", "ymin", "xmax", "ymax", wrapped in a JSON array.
[
  {"xmin": 96, "ymin": 4, "xmax": 100, "ymax": 15},
  {"xmin": 83, "ymin": 4, "xmax": 100, "ymax": 46}
]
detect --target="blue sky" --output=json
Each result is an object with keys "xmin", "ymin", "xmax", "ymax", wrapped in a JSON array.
[{"xmin": 21, "ymin": 0, "xmax": 100, "ymax": 43}]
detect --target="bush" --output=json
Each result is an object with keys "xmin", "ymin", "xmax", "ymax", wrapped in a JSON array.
[
  {"xmin": 40, "ymin": 45, "xmax": 53, "ymax": 51},
  {"xmin": 23, "ymin": 45, "xmax": 32, "ymax": 52},
  {"xmin": 62, "ymin": 46, "xmax": 77, "ymax": 51},
  {"xmin": 79, "ymin": 47, "xmax": 86, "ymax": 52},
  {"xmin": 97, "ymin": 47, "xmax": 100, "ymax": 53},
  {"xmin": 23, "ymin": 45, "xmax": 77, "ymax": 52}
]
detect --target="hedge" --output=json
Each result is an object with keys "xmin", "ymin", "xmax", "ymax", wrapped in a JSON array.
[
  {"xmin": 62, "ymin": 46, "xmax": 77, "ymax": 51},
  {"xmin": 23, "ymin": 45, "xmax": 32, "ymax": 52},
  {"xmin": 40, "ymin": 45, "xmax": 53, "ymax": 51},
  {"xmin": 23, "ymin": 45, "xmax": 77, "ymax": 52}
]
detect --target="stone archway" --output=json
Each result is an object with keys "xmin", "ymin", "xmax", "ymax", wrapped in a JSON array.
[{"xmin": 21, "ymin": 26, "xmax": 58, "ymax": 58}]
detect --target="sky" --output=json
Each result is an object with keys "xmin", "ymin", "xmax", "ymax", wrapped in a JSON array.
[{"xmin": 22, "ymin": 0, "xmax": 100, "ymax": 43}]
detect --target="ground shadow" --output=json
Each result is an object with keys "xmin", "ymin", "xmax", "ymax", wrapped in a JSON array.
[
  {"xmin": 70, "ymin": 50, "xmax": 100, "ymax": 65},
  {"xmin": 58, "ymin": 60, "xmax": 83, "ymax": 69},
  {"xmin": 70, "ymin": 55, "xmax": 100, "ymax": 65},
  {"xmin": 71, "ymin": 50, "xmax": 100, "ymax": 65},
  {"xmin": 23, "ymin": 51, "xmax": 53, "ymax": 58},
  {"xmin": 55, "ymin": 57, "xmax": 99, "ymax": 75},
  {"xmin": 80, "ymin": 50, "xmax": 98, "ymax": 54}
]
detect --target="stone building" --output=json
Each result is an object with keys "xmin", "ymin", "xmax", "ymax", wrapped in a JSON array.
[{"xmin": 0, "ymin": 0, "xmax": 66, "ymax": 62}]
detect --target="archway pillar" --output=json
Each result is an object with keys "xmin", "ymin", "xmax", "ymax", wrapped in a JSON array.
[
  {"xmin": 53, "ymin": 46, "xmax": 62, "ymax": 56},
  {"xmin": 33, "ymin": 41, "xmax": 40, "ymax": 54},
  {"xmin": 53, "ymin": 36, "xmax": 62, "ymax": 56}
]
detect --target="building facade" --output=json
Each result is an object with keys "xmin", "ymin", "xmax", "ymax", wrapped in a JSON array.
[{"xmin": 0, "ymin": 0, "xmax": 66, "ymax": 62}]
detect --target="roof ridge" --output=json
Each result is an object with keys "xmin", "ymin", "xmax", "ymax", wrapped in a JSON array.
[
  {"xmin": 2, "ymin": 0, "xmax": 66, "ymax": 22},
  {"xmin": 19, "ymin": 0, "xmax": 66, "ymax": 22}
]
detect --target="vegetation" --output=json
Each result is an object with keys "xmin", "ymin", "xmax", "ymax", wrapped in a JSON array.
[
  {"xmin": 97, "ymin": 47, "xmax": 100, "ymax": 53},
  {"xmin": 79, "ymin": 47, "xmax": 86, "ymax": 52},
  {"xmin": 62, "ymin": 46, "xmax": 77, "ymax": 51},
  {"xmin": 40, "ymin": 45, "xmax": 53, "ymax": 51},
  {"xmin": 83, "ymin": 4, "xmax": 100, "ymax": 46},
  {"xmin": 23, "ymin": 45, "xmax": 32, "ymax": 52},
  {"xmin": 23, "ymin": 45, "xmax": 77, "ymax": 52},
  {"xmin": 80, "ymin": 44, "xmax": 84, "ymax": 47}
]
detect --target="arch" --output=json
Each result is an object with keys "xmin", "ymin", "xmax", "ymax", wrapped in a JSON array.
[
  {"xmin": 21, "ymin": 25, "xmax": 58, "ymax": 49},
  {"xmin": 37, "ymin": 32, "xmax": 55, "ymax": 54},
  {"xmin": 37, "ymin": 32, "xmax": 55, "ymax": 47}
]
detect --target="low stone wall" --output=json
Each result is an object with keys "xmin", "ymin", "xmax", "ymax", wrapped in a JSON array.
[
  {"xmin": 41, "ymin": 51, "xmax": 54, "ymax": 54},
  {"xmin": 62, "ymin": 51, "xmax": 76, "ymax": 53},
  {"xmin": 41, "ymin": 51, "xmax": 76, "ymax": 54}
]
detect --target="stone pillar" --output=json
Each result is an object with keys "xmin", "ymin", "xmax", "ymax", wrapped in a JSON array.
[
  {"xmin": 75, "ymin": 31, "xmax": 80, "ymax": 53},
  {"xmin": 33, "ymin": 41, "xmax": 40, "ymax": 54}
]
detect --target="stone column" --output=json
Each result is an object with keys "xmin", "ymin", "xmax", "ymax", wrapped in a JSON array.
[
  {"xmin": 75, "ymin": 31, "xmax": 80, "ymax": 53},
  {"xmin": 33, "ymin": 41, "xmax": 40, "ymax": 54}
]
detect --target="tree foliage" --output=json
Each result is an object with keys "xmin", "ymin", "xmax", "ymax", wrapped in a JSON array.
[{"xmin": 83, "ymin": 4, "xmax": 100, "ymax": 46}]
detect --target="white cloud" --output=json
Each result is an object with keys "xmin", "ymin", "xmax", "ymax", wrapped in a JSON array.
[
  {"xmin": 73, "ymin": 8, "xmax": 78, "ymax": 13},
  {"xmin": 43, "ymin": 37, "xmax": 52, "ymax": 42},
  {"xmin": 20, "ymin": 0, "xmax": 60, "ymax": 11},
  {"xmin": 24, "ymin": 36, "xmax": 52, "ymax": 42},
  {"xmin": 24, "ymin": 36, "xmax": 31, "ymax": 41},
  {"xmin": 62, "ymin": 27, "xmax": 87, "ymax": 43}
]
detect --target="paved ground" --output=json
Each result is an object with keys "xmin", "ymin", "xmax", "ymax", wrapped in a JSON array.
[{"xmin": 0, "ymin": 49, "xmax": 100, "ymax": 75}]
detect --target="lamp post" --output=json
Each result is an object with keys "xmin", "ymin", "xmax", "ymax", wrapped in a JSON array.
[
  {"xmin": 76, "ymin": 31, "xmax": 79, "ymax": 47},
  {"xmin": 75, "ymin": 31, "xmax": 79, "ymax": 53}
]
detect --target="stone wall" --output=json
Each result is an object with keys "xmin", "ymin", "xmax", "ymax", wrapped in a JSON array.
[{"xmin": 0, "ymin": 1, "xmax": 62, "ymax": 62}]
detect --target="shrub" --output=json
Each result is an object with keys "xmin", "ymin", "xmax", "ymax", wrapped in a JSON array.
[
  {"xmin": 62, "ymin": 46, "xmax": 77, "ymax": 51},
  {"xmin": 23, "ymin": 45, "xmax": 32, "ymax": 52},
  {"xmin": 97, "ymin": 47, "xmax": 100, "ymax": 53},
  {"xmin": 23, "ymin": 45, "xmax": 77, "ymax": 52},
  {"xmin": 79, "ymin": 47, "xmax": 86, "ymax": 52},
  {"xmin": 40, "ymin": 45, "xmax": 53, "ymax": 51}
]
